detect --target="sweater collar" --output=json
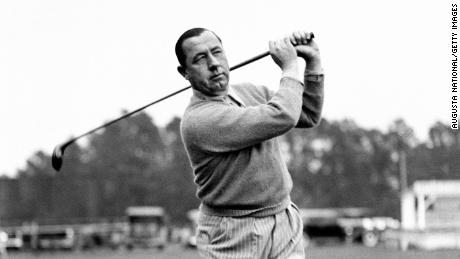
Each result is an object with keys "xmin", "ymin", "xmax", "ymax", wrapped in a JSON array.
[{"xmin": 228, "ymin": 87, "xmax": 246, "ymax": 107}]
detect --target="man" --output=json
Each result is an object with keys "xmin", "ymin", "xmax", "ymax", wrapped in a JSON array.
[{"xmin": 176, "ymin": 28, "xmax": 324, "ymax": 259}]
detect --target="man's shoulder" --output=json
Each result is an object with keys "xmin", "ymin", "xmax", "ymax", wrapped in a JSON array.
[
  {"xmin": 231, "ymin": 82, "xmax": 272, "ymax": 104},
  {"xmin": 231, "ymin": 82, "xmax": 267, "ymax": 95},
  {"xmin": 181, "ymin": 96, "xmax": 223, "ymax": 128}
]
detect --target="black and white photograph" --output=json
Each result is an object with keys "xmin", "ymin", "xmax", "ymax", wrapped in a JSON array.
[{"xmin": 1, "ymin": 0, "xmax": 459, "ymax": 258}]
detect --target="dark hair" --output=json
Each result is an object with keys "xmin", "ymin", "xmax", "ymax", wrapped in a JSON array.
[{"xmin": 175, "ymin": 28, "xmax": 222, "ymax": 68}]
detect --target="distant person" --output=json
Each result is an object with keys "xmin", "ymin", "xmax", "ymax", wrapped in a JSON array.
[{"xmin": 177, "ymin": 28, "xmax": 324, "ymax": 258}]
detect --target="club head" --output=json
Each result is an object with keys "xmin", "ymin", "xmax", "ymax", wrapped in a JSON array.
[{"xmin": 51, "ymin": 144, "xmax": 66, "ymax": 171}]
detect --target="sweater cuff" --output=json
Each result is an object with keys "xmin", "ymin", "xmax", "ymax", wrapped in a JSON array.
[
  {"xmin": 281, "ymin": 76, "xmax": 305, "ymax": 87},
  {"xmin": 305, "ymin": 70, "xmax": 325, "ymax": 83},
  {"xmin": 282, "ymin": 68, "xmax": 303, "ymax": 84}
]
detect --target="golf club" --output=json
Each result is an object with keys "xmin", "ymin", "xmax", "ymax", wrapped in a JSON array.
[{"xmin": 51, "ymin": 33, "xmax": 314, "ymax": 171}]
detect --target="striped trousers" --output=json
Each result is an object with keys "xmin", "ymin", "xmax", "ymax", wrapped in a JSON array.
[{"xmin": 196, "ymin": 203, "xmax": 305, "ymax": 259}]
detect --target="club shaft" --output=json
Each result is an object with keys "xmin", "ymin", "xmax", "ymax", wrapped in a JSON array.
[
  {"xmin": 61, "ymin": 50, "xmax": 271, "ymax": 146},
  {"xmin": 230, "ymin": 51, "xmax": 270, "ymax": 71}
]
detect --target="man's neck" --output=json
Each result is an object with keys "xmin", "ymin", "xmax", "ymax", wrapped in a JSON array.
[
  {"xmin": 192, "ymin": 86, "xmax": 229, "ymax": 98},
  {"xmin": 192, "ymin": 88, "xmax": 228, "ymax": 101}
]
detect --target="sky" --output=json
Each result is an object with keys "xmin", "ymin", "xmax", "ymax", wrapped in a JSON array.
[{"xmin": 0, "ymin": 0, "xmax": 455, "ymax": 177}]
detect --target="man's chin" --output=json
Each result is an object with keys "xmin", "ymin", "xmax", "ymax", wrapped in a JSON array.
[
  {"xmin": 212, "ymin": 79, "xmax": 228, "ymax": 90},
  {"xmin": 217, "ymin": 82, "xmax": 228, "ymax": 90},
  {"xmin": 207, "ymin": 84, "xmax": 227, "ymax": 96},
  {"xmin": 195, "ymin": 80, "xmax": 229, "ymax": 96}
]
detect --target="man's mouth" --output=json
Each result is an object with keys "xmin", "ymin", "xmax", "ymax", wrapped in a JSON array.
[{"xmin": 210, "ymin": 73, "xmax": 224, "ymax": 81}]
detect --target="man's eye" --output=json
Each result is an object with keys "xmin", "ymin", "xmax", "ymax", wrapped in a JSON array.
[{"xmin": 194, "ymin": 56, "xmax": 205, "ymax": 63}]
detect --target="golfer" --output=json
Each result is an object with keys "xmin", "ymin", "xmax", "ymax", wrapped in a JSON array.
[{"xmin": 177, "ymin": 28, "xmax": 324, "ymax": 259}]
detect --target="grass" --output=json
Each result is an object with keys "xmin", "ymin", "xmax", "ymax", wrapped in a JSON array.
[{"xmin": 6, "ymin": 244, "xmax": 460, "ymax": 259}]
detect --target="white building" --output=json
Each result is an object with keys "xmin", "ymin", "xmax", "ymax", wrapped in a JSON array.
[
  {"xmin": 395, "ymin": 180, "xmax": 460, "ymax": 250},
  {"xmin": 401, "ymin": 180, "xmax": 460, "ymax": 230}
]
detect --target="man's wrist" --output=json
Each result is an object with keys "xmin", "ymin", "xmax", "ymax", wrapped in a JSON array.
[
  {"xmin": 305, "ymin": 67, "xmax": 324, "ymax": 75},
  {"xmin": 304, "ymin": 55, "xmax": 322, "ymax": 72},
  {"xmin": 282, "ymin": 64, "xmax": 302, "ymax": 82}
]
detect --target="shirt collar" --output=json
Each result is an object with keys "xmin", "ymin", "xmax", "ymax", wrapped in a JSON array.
[
  {"xmin": 192, "ymin": 88, "xmax": 225, "ymax": 102},
  {"xmin": 192, "ymin": 86, "xmax": 246, "ymax": 107}
]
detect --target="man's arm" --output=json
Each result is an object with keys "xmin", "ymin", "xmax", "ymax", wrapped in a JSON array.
[
  {"xmin": 290, "ymin": 31, "xmax": 325, "ymax": 128},
  {"xmin": 182, "ymin": 37, "xmax": 304, "ymax": 153},
  {"xmin": 183, "ymin": 78, "xmax": 304, "ymax": 153}
]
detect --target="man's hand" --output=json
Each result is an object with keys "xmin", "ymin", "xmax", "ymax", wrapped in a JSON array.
[
  {"xmin": 269, "ymin": 37, "xmax": 298, "ymax": 74},
  {"xmin": 289, "ymin": 31, "xmax": 322, "ymax": 71}
]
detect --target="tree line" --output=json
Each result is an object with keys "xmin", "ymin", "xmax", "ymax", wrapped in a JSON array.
[{"xmin": 1, "ymin": 112, "xmax": 459, "ymax": 225}]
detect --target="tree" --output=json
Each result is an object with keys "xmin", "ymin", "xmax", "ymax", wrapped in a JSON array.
[
  {"xmin": 16, "ymin": 151, "xmax": 56, "ymax": 221},
  {"xmin": 84, "ymin": 111, "xmax": 167, "ymax": 217},
  {"xmin": 409, "ymin": 122, "xmax": 460, "ymax": 181},
  {"xmin": 285, "ymin": 119, "xmax": 401, "ymax": 217},
  {"xmin": 4, "ymin": 116, "xmax": 457, "ymax": 225},
  {"xmin": 155, "ymin": 117, "xmax": 199, "ymax": 224}
]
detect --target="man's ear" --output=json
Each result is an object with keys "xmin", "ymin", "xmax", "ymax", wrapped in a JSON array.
[{"xmin": 177, "ymin": 66, "xmax": 190, "ymax": 80}]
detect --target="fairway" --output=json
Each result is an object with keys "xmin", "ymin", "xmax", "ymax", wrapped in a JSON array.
[{"xmin": 6, "ymin": 244, "xmax": 460, "ymax": 259}]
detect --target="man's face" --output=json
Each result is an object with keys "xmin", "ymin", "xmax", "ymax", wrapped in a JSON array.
[{"xmin": 179, "ymin": 31, "xmax": 230, "ymax": 96}]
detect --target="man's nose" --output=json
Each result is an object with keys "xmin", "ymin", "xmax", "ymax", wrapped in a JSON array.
[{"xmin": 208, "ymin": 55, "xmax": 220, "ymax": 69}]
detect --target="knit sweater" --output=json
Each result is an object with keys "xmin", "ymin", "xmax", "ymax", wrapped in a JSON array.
[{"xmin": 180, "ymin": 75, "xmax": 324, "ymax": 217}]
